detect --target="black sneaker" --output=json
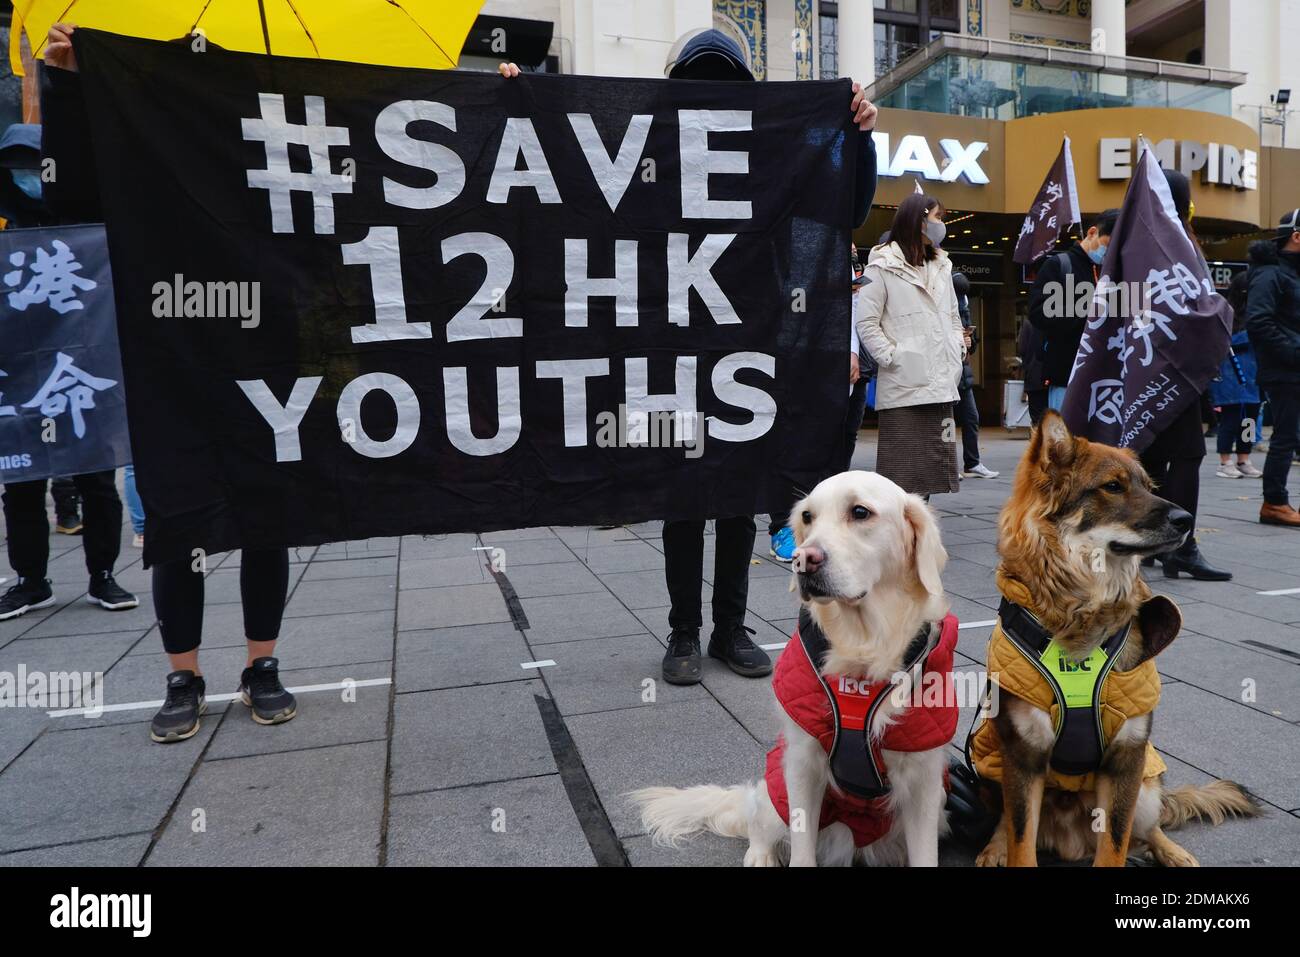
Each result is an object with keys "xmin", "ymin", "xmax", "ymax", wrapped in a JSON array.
[
  {"xmin": 55, "ymin": 513, "xmax": 83, "ymax": 535},
  {"xmin": 86, "ymin": 571, "xmax": 139, "ymax": 610},
  {"xmin": 708, "ymin": 623, "xmax": 773, "ymax": 678},
  {"xmin": 239, "ymin": 657, "xmax": 297, "ymax": 725},
  {"xmin": 150, "ymin": 671, "xmax": 207, "ymax": 743},
  {"xmin": 0, "ymin": 577, "xmax": 55, "ymax": 621},
  {"xmin": 662, "ymin": 627, "xmax": 702, "ymax": 686}
]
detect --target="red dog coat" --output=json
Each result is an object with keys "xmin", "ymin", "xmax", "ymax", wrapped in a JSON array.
[{"xmin": 764, "ymin": 609, "xmax": 959, "ymax": 847}]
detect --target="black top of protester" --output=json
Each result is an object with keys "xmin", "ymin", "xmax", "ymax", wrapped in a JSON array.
[{"xmin": 667, "ymin": 29, "xmax": 755, "ymax": 82}]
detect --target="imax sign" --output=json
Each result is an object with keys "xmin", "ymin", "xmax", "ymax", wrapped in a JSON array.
[
  {"xmin": 871, "ymin": 132, "xmax": 990, "ymax": 185},
  {"xmin": 1099, "ymin": 138, "xmax": 1257, "ymax": 190}
]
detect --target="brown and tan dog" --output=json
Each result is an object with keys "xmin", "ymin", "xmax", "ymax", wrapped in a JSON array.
[{"xmin": 970, "ymin": 412, "xmax": 1257, "ymax": 867}]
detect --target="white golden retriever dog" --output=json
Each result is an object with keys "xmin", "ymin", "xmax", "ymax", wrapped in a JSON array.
[{"xmin": 630, "ymin": 471, "xmax": 954, "ymax": 866}]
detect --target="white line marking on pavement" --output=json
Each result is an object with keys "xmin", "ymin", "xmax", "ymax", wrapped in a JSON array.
[
  {"xmin": 521, "ymin": 659, "xmax": 556, "ymax": 669},
  {"xmin": 760, "ymin": 642, "xmax": 788, "ymax": 651},
  {"xmin": 46, "ymin": 677, "xmax": 392, "ymax": 719},
  {"xmin": 1257, "ymin": 587, "xmax": 1300, "ymax": 596},
  {"xmin": 960, "ymin": 619, "xmax": 998, "ymax": 629}
]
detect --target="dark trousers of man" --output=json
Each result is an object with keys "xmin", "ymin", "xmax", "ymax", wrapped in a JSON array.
[
  {"xmin": 1262, "ymin": 386, "xmax": 1300, "ymax": 507},
  {"xmin": 51, "ymin": 477, "xmax": 80, "ymax": 519},
  {"xmin": 664, "ymin": 516, "xmax": 755, "ymax": 631},
  {"xmin": 954, "ymin": 382, "xmax": 981, "ymax": 472},
  {"xmin": 767, "ymin": 376, "xmax": 870, "ymax": 536},
  {"xmin": 1139, "ymin": 402, "xmax": 1205, "ymax": 524},
  {"xmin": 1027, "ymin": 389, "xmax": 1048, "ymax": 427},
  {"xmin": 2, "ymin": 470, "xmax": 122, "ymax": 580}
]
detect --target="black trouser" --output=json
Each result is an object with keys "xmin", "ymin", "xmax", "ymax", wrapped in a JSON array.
[
  {"xmin": 955, "ymin": 380, "xmax": 981, "ymax": 471},
  {"xmin": 153, "ymin": 549, "xmax": 290, "ymax": 655},
  {"xmin": 1262, "ymin": 385, "xmax": 1300, "ymax": 507},
  {"xmin": 51, "ymin": 477, "xmax": 80, "ymax": 519},
  {"xmin": 663, "ymin": 516, "xmax": 754, "ymax": 632},
  {"xmin": 1027, "ymin": 388, "xmax": 1048, "ymax": 426},
  {"xmin": 767, "ymin": 377, "xmax": 870, "ymax": 536},
  {"xmin": 1139, "ymin": 401, "xmax": 1205, "ymax": 526},
  {"xmin": 2, "ymin": 470, "xmax": 122, "ymax": 580}
]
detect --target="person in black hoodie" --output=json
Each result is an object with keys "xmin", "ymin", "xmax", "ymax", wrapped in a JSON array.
[
  {"xmin": 502, "ymin": 30, "xmax": 878, "ymax": 685},
  {"xmin": 36, "ymin": 23, "xmax": 297, "ymax": 742},
  {"xmin": 1246, "ymin": 209, "xmax": 1300, "ymax": 528},
  {"xmin": 1026, "ymin": 208, "xmax": 1119, "ymax": 412}
]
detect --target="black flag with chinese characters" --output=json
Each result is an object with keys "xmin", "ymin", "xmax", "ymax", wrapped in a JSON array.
[
  {"xmin": 0, "ymin": 224, "xmax": 129, "ymax": 484},
  {"xmin": 1013, "ymin": 136, "xmax": 1080, "ymax": 266},
  {"xmin": 1060, "ymin": 141, "xmax": 1232, "ymax": 452},
  {"xmin": 73, "ymin": 31, "xmax": 854, "ymax": 566}
]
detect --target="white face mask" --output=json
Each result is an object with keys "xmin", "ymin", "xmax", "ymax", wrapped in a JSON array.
[{"xmin": 924, "ymin": 219, "xmax": 946, "ymax": 247}]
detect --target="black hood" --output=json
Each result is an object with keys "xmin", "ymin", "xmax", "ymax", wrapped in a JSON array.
[
  {"xmin": 666, "ymin": 29, "xmax": 754, "ymax": 81},
  {"xmin": 1250, "ymin": 239, "xmax": 1280, "ymax": 265}
]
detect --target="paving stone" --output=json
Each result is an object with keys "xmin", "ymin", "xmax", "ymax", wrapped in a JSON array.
[
  {"xmin": 301, "ymin": 556, "xmax": 397, "ymax": 581},
  {"xmin": 570, "ymin": 542, "xmax": 665, "ymax": 574},
  {"xmin": 566, "ymin": 697, "xmax": 765, "ymax": 838},
  {"xmin": 623, "ymin": 831, "xmax": 746, "ymax": 867},
  {"xmin": 203, "ymin": 661, "xmax": 391, "ymax": 760},
  {"xmin": 479, "ymin": 527, "xmax": 560, "ymax": 543},
  {"xmin": 394, "ymin": 622, "xmax": 533, "ymax": 693},
  {"xmin": 1174, "ymin": 602, "xmax": 1300, "ymax": 652},
  {"xmin": 398, "ymin": 555, "xmax": 495, "ymax": 589},
  {"xmin": 1156, "ymin": 632, "xmax": 1300, "ymax": 721},
  {"xmin": 0, "ymin": 720, "xmax": 216, "ymax": 852},
  {"xmin": 145, "ymin": 741, "xmax": 386, "ymax": 866},
  {"xmin": 476, "ymin": 537, "xmax": 574, "ymax": 566},
  {"xmin": 1153, "ymin": 682, "xmax": 1299, "ymax": 810},
  {"xmin": 520, "ymin": 592, "xmax": 645, "ymax": 644},
  {"xmin": 386, "ymin": 775, "xmax": 594, "ymax": 866},
  {"xmin": 283, "ymin": 576, "xmax": 396, "ymax": 618},
  {"xmin": 398, "ymin": 582, "xmax": 510, "ymax": 631},
  {"xmin": 501, "ymin": 561, "xmax": 604, "ymax": 599},
  {"xmin": 593, "ymin": 569, "xmax": 672, "ymax": 610},
  {"xmin": 19, "ymin": 598, "xmax": 158, "ymax": 640},
  {"xmin": 0, "ymin": 832, "xmax": 152, "ymax": 867},
  {"xmin": 397, "ymin": 533, "xmax": 481, "ymax": 560},
  {"xmin": 541, "ymin": 632, "xmax": 709, "ymax": 716},
  {"xmin": 389, "ymin": 680, "xmax": 554, "ymax": 794}
]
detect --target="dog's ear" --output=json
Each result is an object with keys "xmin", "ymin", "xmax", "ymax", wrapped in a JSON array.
[
  {"xmin": 904, "ymin": 495, "xmax": 947, "ymax": 596},
  {"xmin": 1133, "ymin": 594, "xmax": 1181, "ymax": 665},
  {"xmin": 1030, "ymin": 410, "xmax": 1077, "ymax": 473}
]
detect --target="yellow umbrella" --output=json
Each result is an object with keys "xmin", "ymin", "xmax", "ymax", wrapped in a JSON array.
[{"xmin": 14, "ymin": 0, "xmax": 485, "ymax": 72}]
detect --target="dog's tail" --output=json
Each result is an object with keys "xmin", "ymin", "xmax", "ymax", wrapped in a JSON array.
[
  {"xmin": 627, "ymin": 784, "xmax": 754, "ymax": 847},
  {"xmin": 1159, "ymin": 780, "xmax": 1261, "ymax": 829}
]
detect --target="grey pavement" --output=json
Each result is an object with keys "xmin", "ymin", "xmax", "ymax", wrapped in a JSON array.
[{"xmin": 2, "ymin": 430, "xmax": 1299, "ymax": 866}]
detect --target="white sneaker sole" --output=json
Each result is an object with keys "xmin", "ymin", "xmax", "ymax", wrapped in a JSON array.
[
  {"xmin": 86, "ymin": 594, "xmax": 140, "ymax": 611},
  {"xmin": 0, "ymin": 593, "xmax": 56, "ymax": 621},
  {"xmin": 768, "ymin": 548, "xmax": 793, "ymax": 564}
]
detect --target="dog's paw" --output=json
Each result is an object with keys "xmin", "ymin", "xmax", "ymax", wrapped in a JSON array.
[
  {"xmin": 1152, "ymin": 842, "xmax": 1199, "ymax": 868},
  {"xmin": 975, "ymin": 840, "xmax": 1006, "ymax": 867},
  {"xmin": 743, "ymin": 844, "xmax": 782, "ymax": 867}
]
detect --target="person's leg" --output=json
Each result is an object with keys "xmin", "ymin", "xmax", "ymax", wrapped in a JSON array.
[
  {"xmin": 73, "ymin": 470, "xmax": 137, "ymax": 609},
  {"xmin": 1261, "ymin": 388, "xmax": 1299, "ymax": 510},
  {"xmin": 1216, "ymin": 403, "xmax": 1239, "ymax": 464},
  {"xmin": 150, "ymin": 558, "xmax": 207, "ymax": 743},
  {"xmin": 1, "ymin": 479, "xmax": 51, "ymax": 580},
  {"xmin": 51, "ymin": 477, "xmax": 82, "ymax": 533},
  {"xmin": 1236, "ymin": 402, "xmax": 1260, "ymax": 466},
  {"xmin": 123, "ymin": 465, "xmax": 145, "ymax": 536},
  {"xmin": 707, "ymin": 515, "xmax": 769, "ymax": 677},
  {"xmin": 1027, "ymin": 389, "xmax": 1048, "ymax": 427},
  {"xmin": 842, "ymin": 376, "xmax": 869, "ymax": 473},
  {"xmin": 1154, "ymin": 404, "xmax": 1230, "ymax": 580},
  {"xmin": 957, "ymin": 384, "xmax": 984, "ymax": 473},
  {"xmin": 238, "ymin": 548, "xmax": 296, "ymax": 724},
  {"xmin": 662, "ymin": 520, "xmax": 705, "ymax": 631},
  {"xmin": 661, "ymin": 519, "xmax": 705, "ymax": 684},
  {"xmin": 0, "ymin": 479, "xmax": 56, "ymax": 618},
  {"xmin": 1047, "ymin": 386, "xmax": 1067, "ymax": 412}
]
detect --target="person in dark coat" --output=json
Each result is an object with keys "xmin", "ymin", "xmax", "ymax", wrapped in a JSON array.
[
  {"xmin": 1246, "ymin": 208, "xmax": 1300, "ymax": 528},
  {"xmin": 952, "ymin": 271, "xmax": 997, "ymax": 478},
  {"xmin": 1016, "ymin": 318, "xmax": 1048, "ymax": 425}
]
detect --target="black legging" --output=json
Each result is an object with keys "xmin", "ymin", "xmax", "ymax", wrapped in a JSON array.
[{"xmin": 153, "ymin": 548, "xmax": 290, "ymax": 655}]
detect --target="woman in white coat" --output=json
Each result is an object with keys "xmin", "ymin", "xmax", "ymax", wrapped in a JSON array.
[{"xmin": 856, "ymin": 194, "xmax": 965, "ymax": 498}]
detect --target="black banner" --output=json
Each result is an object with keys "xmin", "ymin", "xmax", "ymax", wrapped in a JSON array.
[
  {"xmin": 0, "ymin": 224, "xmax": 129, "ymax": 484},
  {"xmin": 1012, "ymin": 135, "xmax": 1080, "ymax": 266},
  {"xmin": 1062, "ymin": 141, "xmax": 1231, "ymax": 452},
  {"xmin": 74, "ymin": 32, "xmax": 854, "ymax": 565}
]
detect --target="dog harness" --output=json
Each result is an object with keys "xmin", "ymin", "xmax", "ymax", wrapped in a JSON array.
[
  {"xmin": 765, "ymin": 608, "xmax": 959, "ymax": 847},
  {"xmin": 969, "ymin": 593, "xmax": 1166, "ymax": 792}
]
